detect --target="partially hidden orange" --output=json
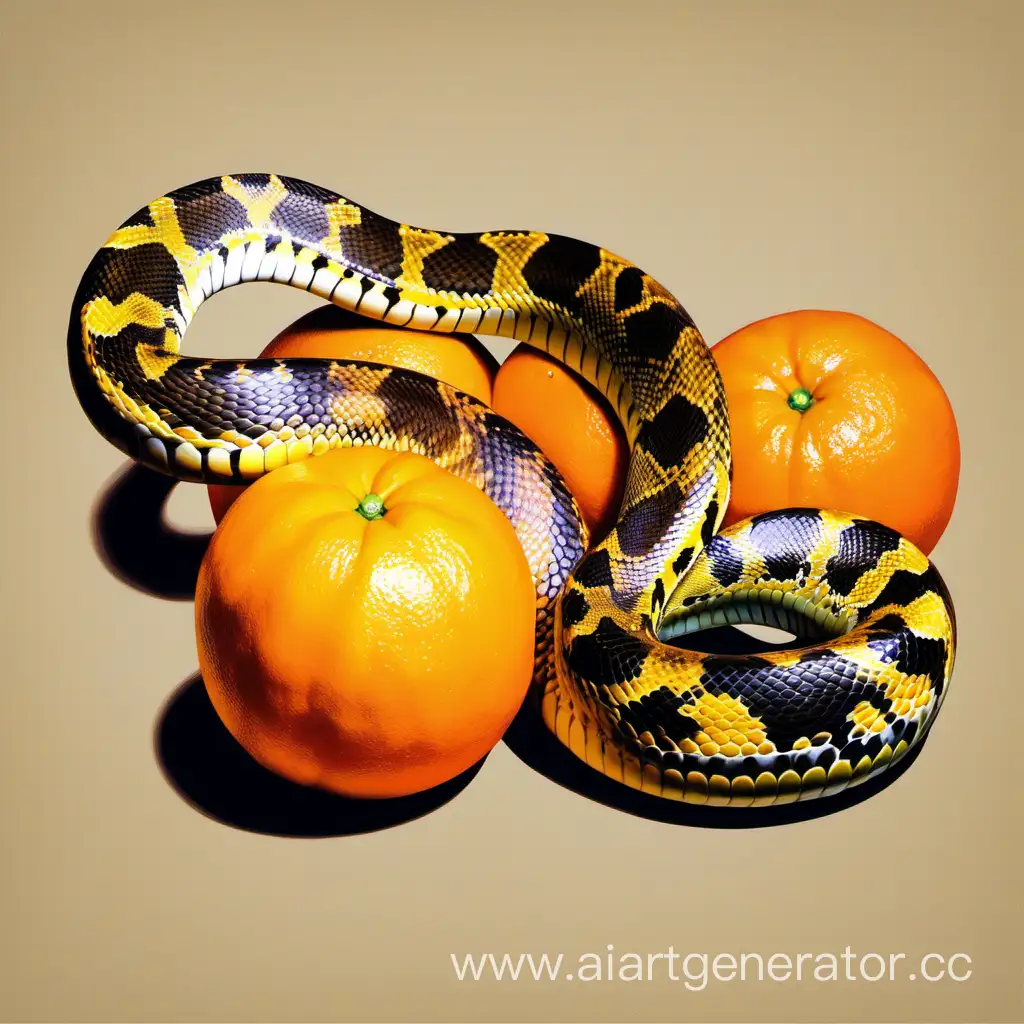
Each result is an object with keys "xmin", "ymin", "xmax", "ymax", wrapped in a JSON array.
[
  {"xmin": 207, "ymin": 304, "xmax": 499, "ymax": 523},
  {"xmin": 712, "ymin": 309, "xmax": 960, "ymax": 554},
  {"xmin": 491, "ymin": 344, "xmax": 629, "ymax": 543},
  {"xmin": 196, "ymin": 445, "xmax": 536, "ymax": 798}
]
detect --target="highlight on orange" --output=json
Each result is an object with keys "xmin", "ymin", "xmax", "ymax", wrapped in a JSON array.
[
  {"xmin": 206, "ymin": 304, "xmax": 499, "ymax": 523},
  {"xmin": 196, "ymin": 446, "xmax": 537, "ymax": 799},
  {"xmin": 491, "ymin": 344, "xmax": 629, "ymax": 544},
  {"xmin": 711, "ymin": 309, "xmax": 960, "ymax": 554}
]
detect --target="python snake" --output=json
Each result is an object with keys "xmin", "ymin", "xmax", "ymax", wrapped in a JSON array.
[{"xmin": 68, "ymin": 173, "xmax": 956, "ymax": 808}]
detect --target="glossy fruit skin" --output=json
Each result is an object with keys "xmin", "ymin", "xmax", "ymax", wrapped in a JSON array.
[
  {"xmin": 196, "ymin": 446, "xmax": 536, "ymax": 798},
  {"xmin": 712, "ymin": 309, "xmax": 960, "ymax": 554},
  {"xmin": 206, "ymin": 305, "xmax": 498, "ymax": 523},
  {"xmin": 491, "ymin": 343, "xmax": 629, "ymax": 543}
]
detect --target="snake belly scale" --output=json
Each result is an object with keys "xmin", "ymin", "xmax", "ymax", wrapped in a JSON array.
[{"xmin": 68, "ymin": 173, "xmax": 956, "ymax": 808}]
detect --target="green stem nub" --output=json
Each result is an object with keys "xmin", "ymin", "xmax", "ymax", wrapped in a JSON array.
[
  {"xmin": 787, "ymin": 387, "xmax": 815, "ymax": 413},
  {"xmin": 356, "ymin": 493, "xmax": 386, "ymax": 521}
]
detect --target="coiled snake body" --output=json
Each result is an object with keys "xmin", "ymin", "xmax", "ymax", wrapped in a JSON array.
[{"xmin": 69, "ymin": 174, "xmax": 955, "ymax": 808}]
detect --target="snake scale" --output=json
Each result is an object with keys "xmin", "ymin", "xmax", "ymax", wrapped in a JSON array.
[{"xmin": 68, "ymin": 173, "xmax": 956, "ymax": 808}]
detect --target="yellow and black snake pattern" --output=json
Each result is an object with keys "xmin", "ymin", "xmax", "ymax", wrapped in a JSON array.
[{"xmin": 68, "ymin": 173, "xmax": 956, "ymax": 808}]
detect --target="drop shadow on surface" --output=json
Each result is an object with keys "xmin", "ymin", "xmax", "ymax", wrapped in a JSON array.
[
  {"xmin": 92, "ymin": 461, "xmax": 209, "ymax": 600},
  {"xmin": 503, "ymin": 626, "xmax": 926, "ymax": 830},
  {"xmin": 155, "ymin": 675, "xmax": 486, "ymax": 838},
  {"xmin": 95, "ymin": 462, "xmax": 923, "ymax": 832}
]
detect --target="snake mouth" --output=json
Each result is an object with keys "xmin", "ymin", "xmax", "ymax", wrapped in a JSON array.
[{"xmin": 657, "ymin": 588, "xmax": 851, "ymax": 646}]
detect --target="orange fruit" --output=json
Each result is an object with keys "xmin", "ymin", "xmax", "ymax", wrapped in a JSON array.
[
  {"xmin": 196, "ymin": 446, "xmax": 536, "ymax": 798},
  {"xmin": 206, "ymin": 305, "xmax": 499, "ymax": 523},
  {"xmin": 712, "ymin": 309, "xmax": 960, "ymax": 554},
  {"xmin": 491, "ymin": 344, "xmax": 628, "ymax": 542}
]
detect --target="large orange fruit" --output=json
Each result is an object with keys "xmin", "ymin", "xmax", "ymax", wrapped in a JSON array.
[
  {"xmin": 491, "ymin": 344, "xmax": 628, "ymax": 543},
  {"xmin": 196, "ymin": 446, "xmax": 536, "ymax": 798},
  {"xmin": 206, "ymin": 305, "xmax": 498, "ymax": 523},
  {"xmin": 712, "ymin": 309, "xmax": 960, "ymax": 554}
]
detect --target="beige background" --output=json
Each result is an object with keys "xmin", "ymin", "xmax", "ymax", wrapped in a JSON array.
[{"xmin": 1, "ymin": 1, "xmax": 1020, "ymax": 1021}]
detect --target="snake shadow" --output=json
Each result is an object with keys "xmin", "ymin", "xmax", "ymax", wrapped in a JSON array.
[
  {"xmin": 503, "ymin": 626, "xmax": 927, "ymax": 830},
  {"xmin": 95, "ymin": 462, "xmax": 484, "ymax": 836},
  {"xmin": 92, "ymin": 461, "xmax": 210, "ymax": 600}
]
